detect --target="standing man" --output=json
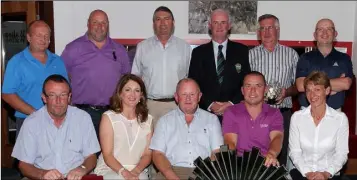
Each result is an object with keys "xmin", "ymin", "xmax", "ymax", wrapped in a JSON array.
[
  {"xmin": 2, "ymin": 20, "xmax": 68, "ymax": 136},
  {"xmin": 223, "ymin": 72, "xmax": 283, "ymax": 167},
  {"xmin": 12, "ymin": 75, "xmax": 100, "ymax": 180},
  {"xmin": 296, "ymin": 18, "xmax": 353, "ymax": 111},
  {"xmin": 61, "ymin": 9, "xmax": 131, "ymax": 139},
  {"xmin": 249, "ymin": 14, "xmax": 299, "ymax": 166},
  {"xmin": 188, "ymin": 9, "xmax": 251, "ymax": 121},
  {"xmin": 132, "ymin": 6, "xmax": 192, "ymax": 127}
]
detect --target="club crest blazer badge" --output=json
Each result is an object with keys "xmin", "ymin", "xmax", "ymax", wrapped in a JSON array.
[{"xmin": 235, "ymin": 63, "xmax": 242, "ymax": 73}]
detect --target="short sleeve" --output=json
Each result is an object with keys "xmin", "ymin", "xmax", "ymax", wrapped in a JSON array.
[
  {"xmin": 2, "ymin": 58, "xmax": 21, "ymax": 94},
  {"xmin": 82, "ymin": 113, "xmax": 101, "ymax": 157},
  {"xmin": 222, "ymin": 106, "xmax": 238, "ymax": 134},
  {"xmin": 270, "ymin": 109, "xmax": 284, "ymax": 132},
  {"xmin": 209, "ymin": 115, "xmax": 224, "ymax": 151},
  {"xmin": 11, "ymin": 118, "xmax": 38, "ymax": 164},
  {"xmin": 60, "ymin": 45, "xmax": 74, "ymax": 74},
  {"xmin": 296, "ymin": 55, "xmax": 310, "ymax": 79},
  {"xmin": 131, "ymin": 42, "xmax": 142, "ymax": 76},
  {"xmin": 341, "ymin": 54, "xmax": 353, "ymax": 78},
  {"xmin": 149, "ymin": 117, "xmax": 167, "ymax": 153}
]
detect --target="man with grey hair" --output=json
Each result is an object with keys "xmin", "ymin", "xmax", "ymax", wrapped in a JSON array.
[
  {"xmin": 189, "ymin": 8, "xmax": 251, "ymax": 122},
  {"xmin": 249, "ymin": 14, "xmax": 299, "ymax": 166},
  {"xmin": 132, "ymin": 6, "xmax": 192, "ymax": 128}
]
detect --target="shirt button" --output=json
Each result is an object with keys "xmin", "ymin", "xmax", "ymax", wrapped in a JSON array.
[
  {"xmin": 189, "ymin": 141, "xmax": 191, "ymax": 143},
  {"xmin": 189, "ymin": 163, "xmax": 192, "ymax": 166},
  {"xmin": 189, "ymin": 152, "xmax": 191, "ymax": 154}
]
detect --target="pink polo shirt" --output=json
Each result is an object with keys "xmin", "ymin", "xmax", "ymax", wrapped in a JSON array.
[{"xmin": 222, "ymin": 102, "xmax": 283, "ymax": 156}]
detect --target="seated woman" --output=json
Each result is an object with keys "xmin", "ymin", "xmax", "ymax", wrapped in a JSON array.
[
  {"xmin": 94, "ymin": 74, "xmax": 152, "ymax": 179},
  {"xmin": 289, "ymin": 71, "xmax": 349, "ymax": 180}
]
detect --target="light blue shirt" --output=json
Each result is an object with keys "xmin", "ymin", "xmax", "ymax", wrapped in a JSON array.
[
  {"xmin": 2, "ymin": 47, "xmax": 68, "ymax": 118},
  {"xmin": 149, "ymin": 108, "xmax": 223, "ymax": 167},
  {"xmin": 12, "ymin": 106, "xmax": 100, "ymax": 175}
]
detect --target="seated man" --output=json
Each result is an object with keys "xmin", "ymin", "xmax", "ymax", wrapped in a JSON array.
[
  {"xmin": 12, "ymin": 74, "xmax": 100, "ymax": 180},
  {"xmin": 150, "ymin": 78, "xmax": 223, "ymax": 180},
  {"xmin": 223, "ymin": 71, "xmax": 284, "ymax": 167}
]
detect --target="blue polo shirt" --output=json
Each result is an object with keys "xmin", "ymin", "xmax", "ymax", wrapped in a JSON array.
[
  {"xmin": 296, "ymin": 48, "xmax": 353, "ymax": 109},
  {"xmin": 2, "ymin": 47, "xmax": 68, "ymax": 118}
]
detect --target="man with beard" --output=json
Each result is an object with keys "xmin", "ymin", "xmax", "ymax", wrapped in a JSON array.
[
  {"xmin": 2, "ymin": 20, "xmax": 68, "ymax": 136},
  {"xmin": 150, "ymin": 78, "xmax": 223, "ymax": 180},
  {"xmin": 223, "ymin": 72, "xmax": 284, "ymax": 167},
  {"xmin": 188, "ymin": 9, "xmax": 251, "ymax": 122},
  {"xmin": 12, "ymin": 74, "xmax": 100, "ymax": 180},
  {"xmin": 296, "ymin": 18, "xmax": 353, "ymax": 111},
  {"xmin": 131, "ymin": 6, "xmax": 192, "ymax": 128},
  {"xmin": 61, "ymin": 9, "xmax": 131, "ymax": 141}
]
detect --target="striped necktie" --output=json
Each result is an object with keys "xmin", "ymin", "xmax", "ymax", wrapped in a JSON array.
[{"xmin": 217, "ymin": 45, "xmax": 225, "ymax": 84}]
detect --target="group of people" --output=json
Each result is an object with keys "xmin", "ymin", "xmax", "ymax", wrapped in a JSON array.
[{"xmin": 2, "ymin": 5, "xmax": 352, "ymax": 180}]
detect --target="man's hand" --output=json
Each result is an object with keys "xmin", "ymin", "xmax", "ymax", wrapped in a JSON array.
[
  {"xmin": 276, "ymin": 88, "xmax": 286, "ymax": 104},
  {"xmin": 264, "ymin": 151, "xmax": 279, "ymax": 167},
  {"xmin": 210, "ymin": 102, "xmax": 221, "ymax": 113},
  {"xmin": 305, "ymin": 172, "xmax": 316, "ymax": 180},
  {"xmin": 121, "ymin": 169, "xmax": 139, "ymax": 180},
  {"xmin": 213, "ymin": 102, "xmax": 232, "ymax": 115},
  {"xmin": 66, "ymin": 166, "xmax": 86, "ymax": 180},
  {"xmin": 41, "ymin": 169, "xmax": 64, "ymax": 180}
]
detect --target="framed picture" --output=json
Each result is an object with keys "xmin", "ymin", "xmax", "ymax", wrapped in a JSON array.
[{"xmin": 189, "ymin": 1, "xmax": 258, "ymax": 35}]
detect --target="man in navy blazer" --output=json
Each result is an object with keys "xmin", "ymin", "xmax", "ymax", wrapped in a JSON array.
[{"xmin": 188, "ymin": 9, "xmax": 251, "ymax": 121}]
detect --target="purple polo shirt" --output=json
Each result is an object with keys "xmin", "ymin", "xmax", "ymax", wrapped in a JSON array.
[
  {"xmin": 222, "ymin": 103, "xmax": 283, "ymax": 156},
  {"xmin": 61, "ymin": 34, "xmax": 131, "ymax": 105}
]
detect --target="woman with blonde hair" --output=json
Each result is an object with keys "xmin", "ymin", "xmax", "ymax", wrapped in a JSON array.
[
  {"xmin": 94, "ymin": 74, "xmax": 152, "ymax": 179},
  {"xmin": 289, "ymin": 71, "xmax": 349, "ymax": 180}
]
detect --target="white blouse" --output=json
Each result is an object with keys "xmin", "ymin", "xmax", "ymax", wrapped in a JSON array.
[{"xmin": 289, "ymin": 105, "xmax": 349, "ymax": 177}]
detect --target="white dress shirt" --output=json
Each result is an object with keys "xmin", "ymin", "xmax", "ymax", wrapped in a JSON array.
[
  {"xmin": 149, "ymin": 108, "xmax": 223, "ymax": 168},
  {"xmin": 212, "ymin": 39, "xmax": 228, "ymax": 69},
  {"xmin": 131, "ymin": 36, "xmax": 192, "ymax": 99},
  {"xmin": 289, "ymin": 104, "xmax": 349, "ymax": 177}
]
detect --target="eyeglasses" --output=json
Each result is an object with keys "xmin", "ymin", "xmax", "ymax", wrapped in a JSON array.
[
  {"xmin": 258, "ymin": 26, "xmax": 278, "ymax": 32},
  {"xmin": 45, "ymin": 93, "xmax": 69, "ymax": 100}
]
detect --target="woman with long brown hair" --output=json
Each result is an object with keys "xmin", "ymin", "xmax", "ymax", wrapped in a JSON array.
[{"xmin": 94, "ymin": 74, "xmax": 152, "ymax": 180}]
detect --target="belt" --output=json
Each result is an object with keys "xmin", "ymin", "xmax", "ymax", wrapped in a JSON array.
[
  {"xmin": 75, "ymin": 104, "xmax": 109, "ymax": 110},
  {"xmin": 149, "ymin": 98, "xmax": 175, "ymax": 102},
  {"xmin": 279, "ymin": 108, "xmax": 291, "ymax": 112}
]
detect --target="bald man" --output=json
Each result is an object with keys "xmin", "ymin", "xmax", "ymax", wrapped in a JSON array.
[
  {"xmin": 61, "ymin": 9, "xmax": 131, "ymax": 141},
  {"xmin": 2, "ymin": 20, "xmax": 68, "ymax": 136},
  {"xmin": 296, "ymin": 18, "xmax": 353, "ymax": 111}
]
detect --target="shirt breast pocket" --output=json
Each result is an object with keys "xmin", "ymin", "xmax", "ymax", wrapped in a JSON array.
[{"xmin": 194, "ymin": 128, "xmax": 210, "ymax": 150}]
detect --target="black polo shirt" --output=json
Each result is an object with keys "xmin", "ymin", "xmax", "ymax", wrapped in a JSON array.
[{"xmin": 296, "ymin": 48, "xmax": 353, "ymax": 109}]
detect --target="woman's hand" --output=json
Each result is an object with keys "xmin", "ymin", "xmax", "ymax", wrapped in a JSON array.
[{"xmin": 121, "ymin": 169, "xmax": 139, "ymax": 180}]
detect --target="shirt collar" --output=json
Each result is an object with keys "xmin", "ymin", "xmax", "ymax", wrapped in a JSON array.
[
  {"xmin": 154, "ymin": 35, "xmax": 175, "ymax": 46},
  {"xmin": 83, "ymin": 32, "xmax": 112, "ymax": 49},
  {"xmin": 44, "ymin": 106, "xmax": 69, "ymax": 128},
  {"xmin": 176, "ymin": 107, "xmax": 200, "ymax": 123},
  {"xmin": 212, "ymin": 39, "xmax": 228, "ymax": 49},
  {"xmin": 259, "ymin": 43, "xmax": 281, "ymax": 53},
  {"xmin": 24, "ymin": 46, "xmax": 54, "ymax": 66},
  {"xmin": 301, "ymin": 104, "xmax": 334, "ymax": 118}
]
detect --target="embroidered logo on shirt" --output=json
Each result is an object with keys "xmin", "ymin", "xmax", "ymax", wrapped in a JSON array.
[
  {"xmin": 204, "ymin": 129, "xmax": 207, "ymax": 133},
  {"xmin": 333, "ymin": 62, "xmax": 339, "ymax": 66},
  {"xmin": 260, "ymin": 124, "xmax": 269, "ymax": 128}
]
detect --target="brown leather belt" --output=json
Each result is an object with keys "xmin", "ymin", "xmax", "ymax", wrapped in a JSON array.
[{"xmin": 150, "ymin": 98, "xmax": 175, "ymax": 102}]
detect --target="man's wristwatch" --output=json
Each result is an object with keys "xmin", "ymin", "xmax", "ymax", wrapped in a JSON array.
[{"xmin": 118, "ymin": 167, "xmax": 126, "ymax": 175}]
